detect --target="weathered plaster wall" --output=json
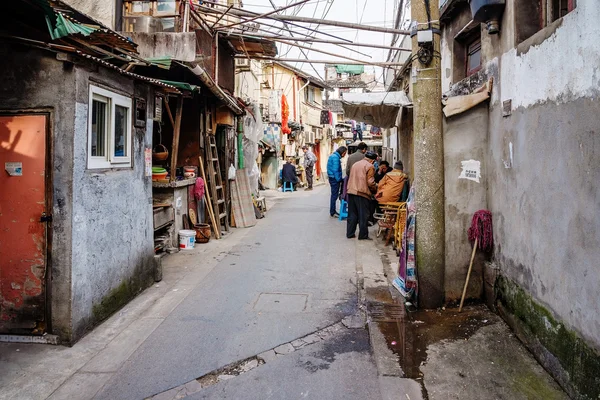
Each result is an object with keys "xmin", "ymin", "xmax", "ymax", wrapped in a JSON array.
[
  {"xmin": 488, "ymin": 95, "xmax": 600, "ymax": 349},
  {"xmin": 235, "ymin": 61, "xmax": 261, "ymax": 104},
  {"xmin": 489, "ymin": 0, "xmax": 600, "ymax": 351},
  {"xmin": 70, "ymin": 63, "xmax": 155, "ymax": 340},
  {"xmin": 0, "ymin": 44, "xmax": 76, "ymax": 340},
  {"xmin": 62, "ymin": 0, "xmax": 116, "ymax": 30},
  {"xmin": 443, "ymin": 104, "xmax": 489, "ymax": 301},
  {"xmin": 125, "ymin": 32, "xmax": 197, "ymax": 62},
  {"xmin": 500, "ymin": 3, "xmax": 599, "ymax": 110},
  {"xmin": 441, "ymin": 0, "xmax": 600, "ymax": 395}
]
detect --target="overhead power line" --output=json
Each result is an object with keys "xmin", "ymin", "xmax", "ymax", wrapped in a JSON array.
[{"xmin": 197, "ymin": 0, "xmax": 410, "ymax": 36}]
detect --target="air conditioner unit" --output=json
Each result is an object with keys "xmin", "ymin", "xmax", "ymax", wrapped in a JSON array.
[
  {"xmin": 316, "ymin": 128, "xmax": 323, "ymax": 140},
  {"xmin": 235, "ymin": 58, "xmax": 250, "ymax": 68}
]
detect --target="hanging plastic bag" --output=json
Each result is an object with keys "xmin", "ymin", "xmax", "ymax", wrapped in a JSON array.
[{"xmin": 228, "ymin": 164, "xmax": 236, "ymax": 180}]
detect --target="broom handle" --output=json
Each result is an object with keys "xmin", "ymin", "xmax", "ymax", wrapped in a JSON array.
[{"xmin": 459, "ymin": 237, "xmax": 478, "ymax": 312}]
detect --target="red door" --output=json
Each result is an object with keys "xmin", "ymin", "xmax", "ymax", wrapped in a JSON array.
[{"xmin": 0, "ymin": 114, "xmax": 48, "ymax": 334}]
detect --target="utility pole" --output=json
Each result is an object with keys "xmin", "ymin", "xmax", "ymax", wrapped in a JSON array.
[{"xmin": 411, "ymin": 0, "xmax": 445, "ymax": 308}]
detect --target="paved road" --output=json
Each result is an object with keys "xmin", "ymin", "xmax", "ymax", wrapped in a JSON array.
[{"xmin": 94, "ymin": 186, "xmax": 383, "ymax": 400}]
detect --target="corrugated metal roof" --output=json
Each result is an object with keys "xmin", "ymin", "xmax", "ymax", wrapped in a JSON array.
[
  {"xmin": 76, "ymin": 51, "xmax": 181, "ymax": 93},
  {"xmin": 54, "ymin": 10, "xmax": 137, "ymax": 52}
]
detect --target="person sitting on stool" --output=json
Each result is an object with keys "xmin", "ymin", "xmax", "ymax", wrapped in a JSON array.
[
  {"xmin": 347, "ymin": 151, "xmax": 378, "ymax": 240},
  {"xmin": 282, "ymin": 158, "xmax": 298, "ymax": 190}
]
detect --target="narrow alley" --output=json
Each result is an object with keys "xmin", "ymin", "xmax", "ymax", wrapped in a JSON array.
[
  {"xmin": 1, "ymin": 188, "xmax": 566, "ymax": 400},
  {"xmin": 1, "ymin": 0, "xmax": 599, "ymax": 399}
]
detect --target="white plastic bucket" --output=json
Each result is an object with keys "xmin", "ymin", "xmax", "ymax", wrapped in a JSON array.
[{"xmin": 179, "ymin": 230, "xmax": 196, "ymax": 250}]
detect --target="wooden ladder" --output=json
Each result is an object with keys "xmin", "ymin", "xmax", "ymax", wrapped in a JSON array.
[{"xmin": 206, "ymin": 134, "xmax": 228, "ymax": 232}]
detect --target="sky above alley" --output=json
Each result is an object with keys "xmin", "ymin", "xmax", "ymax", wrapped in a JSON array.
[{"xmin": 242, "ymin": 0, "xmax": 411, "ymax": 85}]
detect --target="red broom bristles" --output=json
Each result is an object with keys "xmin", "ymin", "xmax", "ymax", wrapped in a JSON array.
[{"xmin": 468, "ymin": 210, "xmax": 493, "ymax": 252}]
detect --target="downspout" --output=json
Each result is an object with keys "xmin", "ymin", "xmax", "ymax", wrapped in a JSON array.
[
  {"xmin": 114, "ymin": 0, "xmax": 123, "ymax": 30},
  {"xmin": 237, "ymin": 116, "xmax": 244, "ymax": 169},
  {"xmin": 292, "ymin": 77, "xmax": 297, "ymax": 121},
  {"xmin": 183, "ymin": 0, "xmax": 190, "ymax": 32},
  {"xmin": 298, "ymin": 79, "xmax": 310, "ymax": 125},
  {"xmin": 215, "ymin": 31, "xmax": 219, "ymax": 85}
]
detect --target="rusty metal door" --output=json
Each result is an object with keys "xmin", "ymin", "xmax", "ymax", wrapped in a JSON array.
[{"xmin": 0, "ymin": 114, "xmax": 49, "ymax": 334}]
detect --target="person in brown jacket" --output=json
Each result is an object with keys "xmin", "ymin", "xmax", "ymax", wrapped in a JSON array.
[
  {"xmin": 347, "ymin": 151, "xmax": 378, "ymax": 240},
  {"xmin": 375, "ymin": 160, "xmax": 410, "ymax": 204}
]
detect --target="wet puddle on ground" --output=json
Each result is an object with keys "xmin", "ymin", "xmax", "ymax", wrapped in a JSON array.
[
  {"xmin": 367, "ymin": 286, "xmax": 492, "ymax": 381},
  {"xmin": 376, "ymin": 305, "xmax": 492, "ymax": 379}
]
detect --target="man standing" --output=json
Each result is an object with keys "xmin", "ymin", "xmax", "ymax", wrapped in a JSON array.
[
  {"xmin": 346, "ymin": 142, "xmax": 367, "ymax": 176},
  {"xmin": 327, "ymin": 146, "xmax": 347, "ymax": 217},
  {"xmin": 302, "ymin": 145, "xmax": 317, "ymax": 191},
  {"xmin": 347, "ymin": 151, "xmax": 378, "ymax": 240}
]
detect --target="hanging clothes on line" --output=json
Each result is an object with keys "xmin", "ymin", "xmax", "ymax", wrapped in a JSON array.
[{"xmin": 320, "ymin": 110, "xmax": 329, "ymax": 125}]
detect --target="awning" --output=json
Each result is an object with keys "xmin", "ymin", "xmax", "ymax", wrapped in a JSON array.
[
  {"xmin": 341, "ymin": 91, "xmax": 412, "ymax": 128},
  {"xmin": 158, "ymin": 80, "xmax": 199, "ymax": 92},
  {"xmin": 35, "ymin": 0, "xmax": 137, "ymax": 52}
]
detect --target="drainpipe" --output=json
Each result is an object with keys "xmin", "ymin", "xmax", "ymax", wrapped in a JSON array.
[
  {"xmin": 183, "ymin": 0, "xmax": 190, "ymax": 32},
  {"xmin": 298, "ymin": 79, "xmax": 310, "ymax": 127},
  {"xmin": 214, "ymin": 31, "xmax": 219, "ymax": 85},
  {"xmin": 115, "ymin": 0, "xmax": 123, "ymax": 30},
  {"xmin": 237, "ymin": 116, "xmax": 244, "ymax": 169},
  {"xmin": 292, "ymin": 77, "xmax": 297, "ymax": 121}
]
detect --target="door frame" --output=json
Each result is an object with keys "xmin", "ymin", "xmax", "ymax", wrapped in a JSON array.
[{"xmin": 0, "ymin": 109, "xmax": 53, "ymax": 334}]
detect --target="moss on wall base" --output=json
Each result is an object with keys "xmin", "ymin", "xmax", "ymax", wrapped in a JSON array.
[
  {"xmin": 496, "ymin": 275, "xmax": 600, "ymax": 400},
  {"xmin": 92, "ymin": 280, "xmax": 139, "ymax": 323}
]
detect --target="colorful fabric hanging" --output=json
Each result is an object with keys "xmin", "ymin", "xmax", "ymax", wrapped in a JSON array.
[
  {"xmin": 320, "ymin": 110, "xmax": 329, "ymax": 125},
  {"xmin": 281, "ymin": 94, "xmax": 291, "ymax": 134},
  {"xmin": 393, "ymin": 185, "xmax": 417, "ymax": 301}
]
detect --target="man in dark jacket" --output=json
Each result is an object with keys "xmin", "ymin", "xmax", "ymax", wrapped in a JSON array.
[
  {"xmin": 346, "ymin": 142, "xmax": 367, "ymax": 176},
  {"xmin": 282, "ymin": 158, "xmax": 298, "ymax": 190},
  {"xmin": 327, "ymin": 146, "xmax": 347, "ymax": 217},
  {"xmin": 347, "ymin": 151, "xmax": 378, "ymax": 240}
]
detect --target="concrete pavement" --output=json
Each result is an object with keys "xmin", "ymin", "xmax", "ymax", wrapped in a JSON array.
[{"xmin": 0, "ymin": 185, "xmax": 568, "ymax": 400}]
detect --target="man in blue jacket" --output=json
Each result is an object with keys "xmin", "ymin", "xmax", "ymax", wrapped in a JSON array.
[{"xmin": 327, "ymin": 146, "xmax": 347, "ymax": 217}]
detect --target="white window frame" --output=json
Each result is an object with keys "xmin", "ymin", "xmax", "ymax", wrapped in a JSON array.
[{"xmin": 88, "ymin": 85, "xmax": 133, "ymax": 169}]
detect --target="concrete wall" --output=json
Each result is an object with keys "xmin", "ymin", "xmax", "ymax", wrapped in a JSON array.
[
  {"xmin": 62, "ymin": 0, "xmax": 116, "ymax": 29},
  {"xmin": 125, "ymin": 32, "xmax": 197, "ymax": 62},
  {"xmin": 440, "ymin": 0, "xmax": 600, "ymax": 396},
  {"xmin": 0, "ymin": 44, "xmax": 76, "ymax": 340},
  {"xmin": 487, "ymin": 0, "xmax": 600, "ymax": 351},
  {"xmin": 235, "ymin": 61, "xmax": 262, "ymax": 104},
  {"xmin": 70, "ymin": 64, "xmax": 155, "ymax": 340},
  {"xmin": 443, "ymin": 104, "xmax": 488, "ymax": 301},
  {"xmin": 302, "ymin": 85, "xmax": 324, "ymax": 129}
]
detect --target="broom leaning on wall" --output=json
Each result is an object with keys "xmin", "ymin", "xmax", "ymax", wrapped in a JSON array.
[{"xmin": 459, "ymin": 210, "xmax": 494, "ymax": 312}]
